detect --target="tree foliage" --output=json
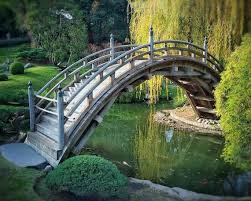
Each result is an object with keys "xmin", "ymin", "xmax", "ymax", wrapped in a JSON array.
[
  {"xmin": 129, "ymin": 0, "xmax": 250, "ymax": 61},
  {"xmin": 78, "ymin": 0, "xmax": 129, "ymax": 44},
  {"xmin": 0, "ymin": 3, "xmax": 19, "ymax": 38},
  {"xmin": 26, "ymin": 0, "xmax": 88, "ymax": 64},
  {"xmin": 215, "ymin": 34, "xmax": 251, "ymax": 170},
  {"xmin": 2, "ymin": 0, "xmax": 88, "ymax": 64}
]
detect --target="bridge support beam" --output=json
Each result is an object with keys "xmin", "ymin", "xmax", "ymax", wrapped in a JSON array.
[
  {"xmin": 28, "ymin": 81, "xmax": 35, "ymax": 132},
  {"xmin": 72, "ymin": 96, "xmax": 118, "ymax": 155},
  {"xmin": 57, "ymin": 85, "xmax": 65, "ymax": 150}
]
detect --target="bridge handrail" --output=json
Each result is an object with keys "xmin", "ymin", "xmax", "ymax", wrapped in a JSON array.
[
  {"xmin": 64, "ymin": 40, "xmax": 222, "ymax": 116},
  {"xmin": 34, "ymin": 40, "xmax": 223, "ymax": 119},
  {"xmin": 155, "ymin": 40, "xmax": 222, "ymax": 67},
  {"xmin": 36, "ymin": 44, "xmax": 137, "ymax": 96}
]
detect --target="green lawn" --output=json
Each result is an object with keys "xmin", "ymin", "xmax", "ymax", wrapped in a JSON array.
[
  {"xmin": 0, "ymin": 66, "xmax": 58, "ymax": 104},
  {"xmin": 0, "ymin": 156, "xmax": 43, "ymax": 201}
]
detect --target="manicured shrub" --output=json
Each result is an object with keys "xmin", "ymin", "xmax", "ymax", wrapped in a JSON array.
[
  {"xmin": 0, "ymin": 73, "xmax": 8, "ymax": 81},
  {"xmin": 10, "ymin": 62, "xmax": 24, "ymax": 74},
  {"xmin": 16, "ymin": 48, "xmax": 47, "ymax": 62},
  {"xmin": 45, "ymin": 155, "xmax": 128, "ymax": 197}
]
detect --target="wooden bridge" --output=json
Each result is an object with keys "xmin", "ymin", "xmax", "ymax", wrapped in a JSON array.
[{"xmin": 25, "ymin": 27, "xmax": 223, "ymax": 166}]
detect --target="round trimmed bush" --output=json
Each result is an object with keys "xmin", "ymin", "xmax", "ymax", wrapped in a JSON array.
[
  {"xmin": 0, "ymin": 73, "xmax": 8, "ymax": 81},
  {"xmin": 10, "ymin": 62, "xmax": 24, "ymax": 75},
  {"xmin": 45, "ymin": 155, "xmax": 128, "ymax": 197}
]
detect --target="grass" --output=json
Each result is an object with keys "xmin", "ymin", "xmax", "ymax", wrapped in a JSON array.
[
  {"xmin": 0, "ymin": 156, "xmax": 43, "ymax": 201},
  {"xmin": 0, "ymin": 66, "xmax": 58, "ymax": 104}
]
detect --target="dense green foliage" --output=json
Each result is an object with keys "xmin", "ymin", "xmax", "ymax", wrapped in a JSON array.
[
  {"xmin": 215, "ymin": 34, "xmax": 251, "ymax": 170},
  {"xmin": 1, "ymin": 0, "xmax": 88, "ymax": 64},
  {"xmin": 79, "ymin": 0, "xmax": 128, "ymax": 44},
  {"xmin": 2, "ymin": 0, "xmax": 129, "ymax": 64},
  {"xmin": 0, "ymin": 66, "xmax": 57, "ymax": 104},
  {"xmin": 0, "ymin": 105, "xmax": 29, "ymax": 133},
  {"xmin": 16, "ymin": 48, "xmax": 47, "ymax": 62},
  {"xmin": 10, "ymin": 62, "xmax": 24, "ymax": 74},
  {"xmin": 45, "ymin": 155, "xmax": 127, "ymax": 197},
  {"xmin": 0, "ymin": 3, "xmax": 20, "ymax": 38},
  {"xmin": 0, "ymin": 73, "xmax": 8, "ymax": 81},
  {"xmin": 26, "ymin": 0, "xmax": 88, "ymax": 64}
]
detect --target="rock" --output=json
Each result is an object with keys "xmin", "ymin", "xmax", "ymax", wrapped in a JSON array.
[
  {"xmin": 24, "ymin": 63, "xmax": 33, "ymax": 69},
  {"xmin": 43, "ymin": 165, "xmax": 53, "ymax": 172},
  {"xmin": 224, "ymin": 172, "xmax": 251, "ymax": 196},
  {"xmin": 0, "ymin": 143, "xmax": 47, "ymax": 169}
]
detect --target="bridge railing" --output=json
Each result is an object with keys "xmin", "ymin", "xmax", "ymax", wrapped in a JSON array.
[
  {"xmin": 63, "ymin": 39, "xmax": 223, "ymax": 118},
  {"xmin": 33, "ymin": 44, "xmax": 136, "ymax": 120}
]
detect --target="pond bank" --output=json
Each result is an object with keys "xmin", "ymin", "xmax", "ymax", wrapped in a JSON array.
[
  {"xmin": 154, "ymin": 106, "xmax": 222, "ymax": 136},
  {"xmin": 129, "ymin": 178, "xmax": 251, "ymax": 201},
  {"xmin": 33, "ymin": 171, "xmax": 251, "ymax": 201}
]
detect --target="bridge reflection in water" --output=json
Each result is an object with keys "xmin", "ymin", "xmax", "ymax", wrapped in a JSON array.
[{"xmin": 83, "ymin": 104, "xmax": 234, "ymax": 195}]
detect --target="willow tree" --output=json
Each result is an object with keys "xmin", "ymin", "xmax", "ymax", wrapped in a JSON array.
[
  {"xmin": 215, "ymin": 34, "xmax": 251, "ymax": 170},
  {"xmin": 129, "ymin": 0, "xmax": 249, "ymax": 103}
]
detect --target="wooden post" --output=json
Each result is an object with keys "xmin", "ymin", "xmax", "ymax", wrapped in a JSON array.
[
  {"xmin": 149, "ymin": 26, "xmax": 154, "ymax": 60},
  {"xmin": 110, "ymin": 33, "xmax": 115, "ymax": 61},
  {"xmin": 74, "ymin": 72, "xmax": 80, "ymax": 81},
  {"xmin": 28, "ymin": 81, "xmax": 35, "ymax": 131},
  {"xmin": 57, "ymin": 85, "xmax": 64, "ymax": 150},
  {"xmin": 203, "ymin": 36, "xmax": 208, "ymax": 63},
  {"xmin": 187, "ymin": 33, "xmax": 193, "ymax": 49}
]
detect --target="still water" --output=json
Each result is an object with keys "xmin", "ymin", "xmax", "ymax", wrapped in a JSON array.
[{"xmin": 82, "ymin": 103, "xmax": 236, "ymax": 195}]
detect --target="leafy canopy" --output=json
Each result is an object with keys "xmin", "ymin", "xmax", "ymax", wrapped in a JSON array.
[
  {"xmin": 215, "ymin": 34, "xmax": 251, "ymax": 170},
  {"xmin": 26, "ymin": 0, "xmax": 88, "ymax": 64}
]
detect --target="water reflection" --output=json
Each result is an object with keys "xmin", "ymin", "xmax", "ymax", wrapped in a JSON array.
[{"xmin": 83, "ymin": 104, "xmax": 236, "ymax": 195}]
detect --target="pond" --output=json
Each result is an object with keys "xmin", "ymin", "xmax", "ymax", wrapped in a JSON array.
[{"xmin": 82, "ymin": 103, "xmax": 238, "ymax": 195}]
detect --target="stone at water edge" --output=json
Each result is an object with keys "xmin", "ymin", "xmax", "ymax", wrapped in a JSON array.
[{"xmin": 0, "ymin": 143, "xmax": 48, "ymax": 169}]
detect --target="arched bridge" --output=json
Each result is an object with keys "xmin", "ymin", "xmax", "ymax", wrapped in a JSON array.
[{"xmin": 25, "ymin": 29, "xmax": 223, "ymax": 166}]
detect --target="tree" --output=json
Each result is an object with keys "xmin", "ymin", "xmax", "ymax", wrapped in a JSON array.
[
  {"xmin": 26, "ymin": 0, "xmax": 88, "ymax": 64},
  {"xmin": 215, "ymin": 34, "xmax": 251, "ymax": 170},
  {"xmin": 0, "ymin": 3, "xmax": 18, "ymax": 38},
  {"xmin": 2, "ymin": 0, "xmax": 88, "ymax": 64},
  {"xmin": 78, "ymin": 0, "xmax": 128, "ymax": 44}
]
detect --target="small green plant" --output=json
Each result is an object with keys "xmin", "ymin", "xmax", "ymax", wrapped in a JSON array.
[
  {"xmin": 45, "ymin": 155, "xmax": 128, "ymax": 198},
  {"xmin": 10, "ymin": 62, "xmax": 24, "ymax": 75},
  {"xmin": 0, "ymin": 73, "xmax": 8, "ymax": 81}
]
